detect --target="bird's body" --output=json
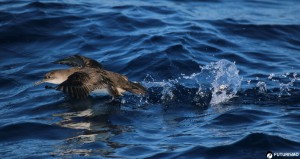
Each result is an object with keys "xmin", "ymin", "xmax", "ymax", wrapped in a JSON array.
[{"xmin": 35, "ymin": 55, "xmax": 147, "ymax": 99}]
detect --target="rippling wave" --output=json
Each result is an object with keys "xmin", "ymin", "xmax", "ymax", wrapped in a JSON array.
[{"xmin": 1, "ymin": 0, "xmax": 300, "ymax": 158}]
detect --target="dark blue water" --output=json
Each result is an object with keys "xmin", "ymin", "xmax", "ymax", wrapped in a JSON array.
[{"xmin": 1, "ymin": 0, "xmax": 300, "ymax": 158}]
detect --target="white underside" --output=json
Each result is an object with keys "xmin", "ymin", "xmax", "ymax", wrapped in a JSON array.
[
  {"xmin": 92, "ymin": 89, "xmax": 109, "ymax": 95},
  {"xmin": 92, "ymin": 87, "xmax": 126, "ymax": 96}
]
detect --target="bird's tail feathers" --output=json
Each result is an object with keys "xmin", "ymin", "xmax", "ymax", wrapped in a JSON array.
[{"xmin": 124, "ymin": 81, "xmax": 147, "ymax": 95}]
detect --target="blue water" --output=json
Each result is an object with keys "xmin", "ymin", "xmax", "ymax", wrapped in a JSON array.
[{"xmin": 1, "ymin": 0, "xmax": 300, "ymax": 158}]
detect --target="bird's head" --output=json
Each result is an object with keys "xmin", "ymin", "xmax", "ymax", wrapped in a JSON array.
[{"xmin": 35, "ymin": 69, "xmax": 72, "ymax": 85}]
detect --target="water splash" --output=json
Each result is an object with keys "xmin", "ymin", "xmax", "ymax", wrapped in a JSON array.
[
  {"xmin": 256, "ymin": 81, "xmax": 267, "ymax": 93},
  {"xmin": 243, "ymin": 72, "xmax": 300, "ymax": 99},
  {"xmin": 142, "ymin": 59, "xmax": 242, "ymax": 105},
  {"xmin": 204, "ymin": 59, "xmax": 242, "ymax": 105},
  {"xmin": 279, "ymin": 72, "xmax": 298, "ymax": 97},
  {"xmin": 160, "ymin": 80, "xmax": 175, "ymax": 101},
  {"xmin": 141, "ymin": 75, "xmax": 176, "ymax": 104},
  {"xmin": 268, "ymin": 73, "xmax": 275, "ymax": 80}
]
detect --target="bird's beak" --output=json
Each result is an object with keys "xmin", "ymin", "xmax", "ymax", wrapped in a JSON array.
[{"xmin": 34, "ymin": 79, "xmax": 46, "ymax": 86}]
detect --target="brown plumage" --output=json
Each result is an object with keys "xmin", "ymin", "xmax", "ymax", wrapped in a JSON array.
[{"xmin": 36, "ymin": 55, "xmax": 147, "ymax": 99}]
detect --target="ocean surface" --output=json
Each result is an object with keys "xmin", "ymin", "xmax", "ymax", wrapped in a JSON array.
[{"xmin": 1, "ymin": 0, "xmax": 300, "ymax": 158}]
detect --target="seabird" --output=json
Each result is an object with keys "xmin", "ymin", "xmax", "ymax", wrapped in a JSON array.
[{"xmin": 35, "ymin": 55, "xmax": 147, "ymax": 99}]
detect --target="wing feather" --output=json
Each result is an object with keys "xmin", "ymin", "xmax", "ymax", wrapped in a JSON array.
[
  {"xmin": 57, "ymin": 71, "xmax": 112, "ymax": 99},
  {"xmin": 54, "ymin": 55, "xmax": 103, "ymax": 69}
]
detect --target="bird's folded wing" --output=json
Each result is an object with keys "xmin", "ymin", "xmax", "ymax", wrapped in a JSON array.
[{"xmin": 54, "ymin": 55, "xmax": 103, "ymax": 69}]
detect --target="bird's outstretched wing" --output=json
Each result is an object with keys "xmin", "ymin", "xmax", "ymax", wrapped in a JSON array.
[
  {"xmin": 56, "ymin": 71, "xmax": 112, "ymax": 99},
  {"xmin": 54, "ymin": 55, "xmax": 103, "ymax": 69}
]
